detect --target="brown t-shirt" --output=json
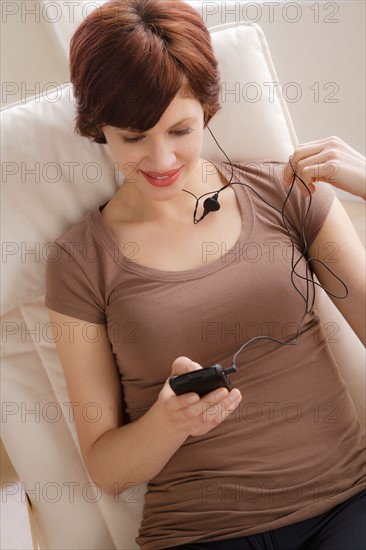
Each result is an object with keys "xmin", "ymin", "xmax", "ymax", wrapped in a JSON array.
[{"xmin": 45, "ymin": 161, "xmax": 365, "ymax": 549}]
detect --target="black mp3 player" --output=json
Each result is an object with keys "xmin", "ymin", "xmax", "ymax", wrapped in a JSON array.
[{"xmin": 169, "ymin": 364, "xmax": 237, "ymax": 398}]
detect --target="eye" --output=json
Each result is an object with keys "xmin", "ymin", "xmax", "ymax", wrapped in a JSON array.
[
  {"xmin": 120, "ymin": 135, "xmax": 144, "ymax": 144},
  {"xmin": 172, "ymin": 128, "xmax": 192, "ymax": 136}
]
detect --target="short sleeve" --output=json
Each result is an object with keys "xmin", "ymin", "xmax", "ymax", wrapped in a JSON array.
[
  {"xmin": 272, "ymin": 161, "xmax": 336, "ymax": 247},
  {"xmin": 45, "ymin": 240, "xmax": 106, "ymax": 324}
]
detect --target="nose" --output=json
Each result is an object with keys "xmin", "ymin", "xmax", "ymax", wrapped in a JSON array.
[{"xmin": 145, "ymin": 137, "xmax": 177, "ymax": 171}]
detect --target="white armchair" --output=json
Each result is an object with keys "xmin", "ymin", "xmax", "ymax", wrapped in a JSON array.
[{"xmin": 1, "ymin": 18, "xmax": 364, "ymax": 550}]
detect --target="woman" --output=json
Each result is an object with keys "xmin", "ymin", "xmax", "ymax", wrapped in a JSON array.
[{"xmin": 45, "ymin": 1, "xmax": 365, "ymax": 548}]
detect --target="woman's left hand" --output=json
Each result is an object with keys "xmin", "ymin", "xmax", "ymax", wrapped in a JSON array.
[{"xmin": 283, "ymin": 136, "xmax": 366, "ymax": 200}]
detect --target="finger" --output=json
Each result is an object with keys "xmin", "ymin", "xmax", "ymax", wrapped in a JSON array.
[
  {"xmin": 294, "ymin": 136, "xmax": 340, "ymax": 151},
  {"xmin": 285, "ymin": 136, "xmax": 345, "ymax": 183},
  {"xmin": 163, "ymin": 390, "xmax": 201, "ymax": 414},
  {"xmin": 284, "ymin": 146, "xmax": 323, "ymax": 185},
  {"xmin": 283, "ymin": 137, "xmax": 335, "ymax": 185},
  {"xmin": 201, "ymin": 388, "xmax": 242, "ymax": 425},
  {"xmin": 171, "ymin": 356, "xmax": 202, "ymax": 376},
  {"xmin": 177, "ymin": 386, "xmax": 238, "ymax": 420},
  {"xmin": 180, "ymin": 387, "xmax": 230, "ymax": 418},
  {"xmin": 200, "ymin": 387, "xmax": 241, "ymax": 416},
  {"xmin": 293, "ymin": 136, "xmax": 342, "ymax": 157},
  {"xmin": 289, "ymin": 168, "xmax": 318, "ymax": 197},
  {"xmin": 165, "ymin": 390, "xmax": 216, "ymax": 419},
  {"xmin": 285, "ymin": 154, "xmax": 340, "ymax": 197},
  {"xmin": 174, "ymin": 389, "xmax": 242, "ymax": 436},
  {"xmin": 293, "ymin": 154, "xmax": 340, "ymax": 188},
  {"xmin": 283, "ymin": 159, "xmax": 313, "ymax": 194}
]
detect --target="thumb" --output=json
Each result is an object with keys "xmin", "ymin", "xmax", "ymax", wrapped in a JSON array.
[
  {"xmin": 171, "ymin": 356, "xmax": 202, "ymax": 377},
  {"xmin": 282, "ymin": 161, "xmax": 294, "ymax": 186}
]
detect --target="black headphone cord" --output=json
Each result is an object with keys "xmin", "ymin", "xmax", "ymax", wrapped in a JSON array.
[{"xmin": 183, "ymin": 127, "xmax": 348, "ymax": 368}]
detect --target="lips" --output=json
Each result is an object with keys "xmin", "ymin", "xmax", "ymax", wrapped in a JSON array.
[{"xmin": 140, "ymin": 168, "xmax": 182, "ymax": 188}]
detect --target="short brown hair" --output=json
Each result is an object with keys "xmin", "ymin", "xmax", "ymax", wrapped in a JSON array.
[{"xmin": 70, "ymin": 0, "xmax": 221, "ymax": 143}]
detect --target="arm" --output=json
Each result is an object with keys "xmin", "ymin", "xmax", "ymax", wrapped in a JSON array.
[
  {"xmin": 48, "ymin": 309, "xmax": 241, "ymax": 494},
  {"xmin": 308, "ymin": 196, "xmax": 365, "ymax": 346}
]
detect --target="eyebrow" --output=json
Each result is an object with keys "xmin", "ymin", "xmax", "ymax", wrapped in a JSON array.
[{"xmin": 117, "ymin": 117, "xmax": 196, "ymax": 134}]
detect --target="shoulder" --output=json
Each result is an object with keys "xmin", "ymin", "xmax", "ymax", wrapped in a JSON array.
[
  {"xmin": 228, "ymin": 158, "xmax": 334, "ymax": 208},
  {"xmin": 220, "ymin": 159, "xmax": 336, "ymax": 245},
  {"xmin": 45, "ymin": 207, "xmax": 107, "ymax": 323},
  {"xmin": 48, "ymin": 205, "xmax": 107, "ymax": 269},
  {"xmin": 214, "ymin": 159, "xmax": 289, "ymax": 213},
  {"xmin": 52, "ymin": 209, "xmax": 96, "ymax": 251},
  {"xmin": 232, "ymin": 160, "xmax": 287, "ymax": 198}
]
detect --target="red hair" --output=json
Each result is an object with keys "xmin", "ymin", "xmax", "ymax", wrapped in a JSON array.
[{"xmin": 70, "ymin": 0, "xmax": 221, "ymax": 143}]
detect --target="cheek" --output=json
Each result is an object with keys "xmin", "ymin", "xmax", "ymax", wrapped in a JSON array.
[
  {"xmin": 183, "ymin": 133, "xmax": 203, "ymax": 161},
  {"xmin": 120, "ymin": 161, "xmax": 141, "ymax": 183},
  {"xmin": 107, "ymin": 141, "xmax": 141, "ymax": 178}
]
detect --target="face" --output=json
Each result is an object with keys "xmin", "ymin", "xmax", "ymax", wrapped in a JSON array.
[{"xmin": 102, "ymin": 91, "xmax": 205, "ymax": 202}]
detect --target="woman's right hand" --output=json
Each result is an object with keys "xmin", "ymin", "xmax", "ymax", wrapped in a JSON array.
[
  {"xmin": 283, "ymin": 136, "xmax": 366, "ymax": 200},
  {"xmin": 157, "ymin": 356, "xmax": 242, "ymax": 437}
]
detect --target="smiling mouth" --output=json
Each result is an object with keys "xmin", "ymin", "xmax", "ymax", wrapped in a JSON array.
[{"xmin": 140, "ymin": 168, "xmax": 182, "ymax": 187}]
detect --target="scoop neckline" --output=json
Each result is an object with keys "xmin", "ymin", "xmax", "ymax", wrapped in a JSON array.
[{"xmin": 90, "ymin": 161, "xmax": 254, "ymax": 281}]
